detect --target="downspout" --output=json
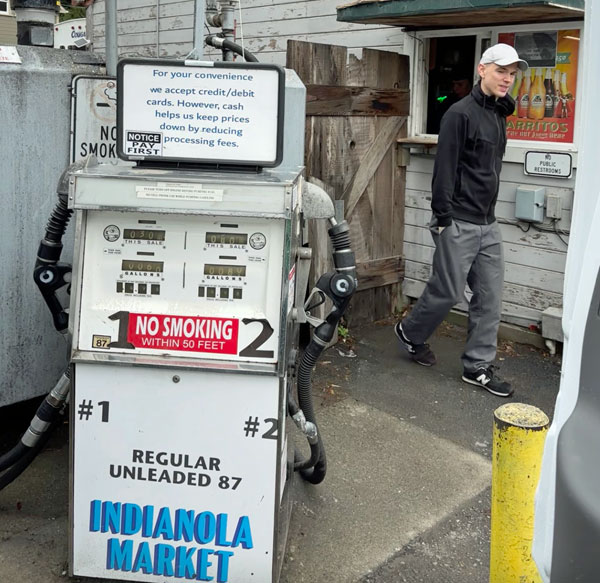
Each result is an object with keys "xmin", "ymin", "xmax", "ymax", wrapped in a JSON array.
[{"xmin": 105, "ymin": 0, "xmax": 117, "ymax": 77}]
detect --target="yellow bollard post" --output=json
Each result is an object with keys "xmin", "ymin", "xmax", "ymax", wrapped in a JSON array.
[{"xmin": 489, "ymin": 403, "xmax": 549, "ymax": 583}]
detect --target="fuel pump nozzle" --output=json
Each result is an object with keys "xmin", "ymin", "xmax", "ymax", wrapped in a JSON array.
[
  {"xmin": 33, "ymin": 158, "xmax": 90, "ymax": 333},
  {"xmin": 292, "ymin": 218, "xmax": 357, "ymax": 484}
]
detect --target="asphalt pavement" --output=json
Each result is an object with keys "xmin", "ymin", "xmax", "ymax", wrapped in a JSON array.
[{"xmin": 0, "ymin": 318, "xmax": 561, "ymax": 583}]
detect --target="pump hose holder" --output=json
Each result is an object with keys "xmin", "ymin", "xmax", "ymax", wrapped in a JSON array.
[{"xmin": 292, "ymin": 219, "xmax": 357, "ymax": 484}]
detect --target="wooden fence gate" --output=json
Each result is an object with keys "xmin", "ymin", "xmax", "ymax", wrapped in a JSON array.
[{"xmin": 286, "ymin": 40, "xmax": 410, "ymax": 325}]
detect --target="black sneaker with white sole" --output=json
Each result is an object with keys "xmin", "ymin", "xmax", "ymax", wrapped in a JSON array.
[
  {"xmin": 462, "ymin": 367, "xmax": 513, "ymax": 397},
  {"xmin": 394, "ymin": 322, "xmax": 436, "ymax": 367}
]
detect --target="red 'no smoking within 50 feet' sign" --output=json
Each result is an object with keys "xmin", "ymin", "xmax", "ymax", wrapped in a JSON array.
[{"xmin": 126, "ymin": 313, "xmax": 239, "ymax": 354}]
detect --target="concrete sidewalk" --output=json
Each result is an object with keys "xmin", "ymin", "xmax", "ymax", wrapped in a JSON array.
[{"xmin": 0, "ymin": 319, "xmax": 561, "ymax": 583}]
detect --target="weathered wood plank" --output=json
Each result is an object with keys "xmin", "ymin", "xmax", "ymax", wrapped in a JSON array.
[
  {"xmin": 405, "ymin": 189, "xmax": 573, "ymax": 229},
  {"xmin": 406, "ymin": 163, "xmax": 574, "ymax": 208},
  {"xmin": 90, "ymin": 0, "xmax": 406, "ymax": 64},
  {"xmin": 346, "ymin": 285, "xmax": 403, "ymax": 325},
  {"xmin": 348, "ymin": 178, "xmax": 375, "ymax": 262},
  {"xmin": 230, "ymin": 14, "xmax": 376, "ymax": 38},
  {"xmin": 501, "ymin": 161, "xmax": 577, "ymax": 188},
  {"xmin": 405, "ymin": 252, "xmax": 564, "ymax": 295},
  {"xmin": 402, "ymin": 278, "xmax": 555, "ymax": 327},
  {"xmin": 393, "ymin": 124, "xmax": 408, "ymax": 259},
  {"xmin": 93, "ymin": 34, "xmax": 403, "ymax": 63},
  {"xmin": 405, "ymin": 222, "xmax": 569, "ymax": 256},
  {"xmin": 305, "ymin": 85, "xmax": 409, "ymax": 116},
  {"xmin": 345, "ymin": 288, "xmax": 376, "ymax": 326},
  {"xmin": 363, "ymin": 48, "xmax": 410, "ymax": 91},
  {"xmin": 343, "ymin": 117, "xmax": 406, "ymax": 218},
  {"xmin": 373, "ymin": 122, "xmax": 395, "ymax": 258},
  {"xmin": 356, "ymin": 256, "xmax": 403, "ymax": 291},
  {"xmin": 405, "ymin": 185, "xmax": 574, "ymax": 214},
  {"xmin": 404, "ymin": 239, "xmax": 567, "ymax": 274},
  {"xmin": 305, "ymin": 117, "xmax": 349, "ymax": 199},
  {"xmin": 93, "ymin": 28, "xmax": 194, "ymax": 47},
  {"xmin": 287, "ymin": 40, "xmax": 347, "ymax": 85},
  {"xmin": 404, "ymin": 208, "xmax": 570, "ymax": 251},
  {"xmin": 92, "ymin": 0, "xmax": 183, "ymax": 15},
  {"xmin": 289, "ymin": 42, "xmax": 409, "ymax": 323},
  {"xmin": 405, "ymin": 261, "xmax": 564, "ymax": 305}
]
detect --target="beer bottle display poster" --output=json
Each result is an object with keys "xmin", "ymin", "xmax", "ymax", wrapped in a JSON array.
[{"xmin": 499, "ymin": 30, "xmax": 579, "ymax": 144}]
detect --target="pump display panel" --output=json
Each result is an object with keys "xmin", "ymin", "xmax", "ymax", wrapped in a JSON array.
[
  {"xmin": 117, "ymin": 59, "xmax": 285, "ymax": 167},
  {"xmin": 76, "ymin": 211, "xmax": 287, "ymax": 363}
]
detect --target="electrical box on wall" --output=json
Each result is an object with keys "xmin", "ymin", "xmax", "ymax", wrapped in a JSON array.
[
  {"xmin": 546, "ymin": 193, "xmax": 563, "ymax": 219},
  {"xmin": 515, "ymin": 185, "xmax": 546, "ymax": 223}
]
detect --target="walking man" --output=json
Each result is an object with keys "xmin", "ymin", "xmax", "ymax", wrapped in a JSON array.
[{"xmin": 395, "ymin": 44, "xmax": 528, "ymax": 397}]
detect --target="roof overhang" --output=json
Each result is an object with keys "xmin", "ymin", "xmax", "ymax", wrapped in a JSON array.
[{"xmin": 336, "ymin": 0, "xmax": 584, "ymax": 30}]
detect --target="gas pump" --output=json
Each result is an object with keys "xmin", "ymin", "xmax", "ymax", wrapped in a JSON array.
[{"xmin": 7, "ymin": 55, "xmax": 356, "ymax": 583}]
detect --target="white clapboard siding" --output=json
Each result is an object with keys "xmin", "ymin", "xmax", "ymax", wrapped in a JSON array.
[
  {"xmin": 406, "ymin": 188, "xmax": 573, "ymax": 231},
  {"xmin": 405, "ymin": 261, "xmax": 562, "ymax": 306},
  {"xmin": 403, "ymin": 154, "xmax": 574, "ymax": 325},
  {"xmin": 405, "ymin": 239, "xmax": 565, "ymax": 296},
  {"xmin": 406, "ymin": 155, "xmax": 575, "ymax": 209},
  {"xmin": 88, "ymin": 0, "xmax": 405, "ymax": 65},
  {"xmin": 403, "ymin": 277, "xmax": 553, "ymax": 327}
]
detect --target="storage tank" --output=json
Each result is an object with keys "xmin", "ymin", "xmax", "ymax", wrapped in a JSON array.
[{"xmin": 0, "ymin": 45, "xmax": 103, "ymax": 406}]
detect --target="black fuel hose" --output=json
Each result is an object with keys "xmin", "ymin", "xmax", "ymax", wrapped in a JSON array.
[
  {"xmin": 204, "ymin": 35, "xmax": 258, "ymax": 62},
  {"xmin": 0, "ymin": 370, "xmax": 70, "ymax": 482},
  {"xmin": 294, "ymin": 220, "xmax": 357, "ymax": 484},
  {"xmin": 0, "ymin": 419, "xmax": 62, "ymax": 491},
  {"xmin": 34, "ymin": 159, "xmax": 83, "ymax": 268},
  {"xmin": 295, "ymin": 337, "xmax": 328, "ymax": 483},
  {"xmin": 0, "ymin": 442, "xmax": 27, "ymax": 471}
]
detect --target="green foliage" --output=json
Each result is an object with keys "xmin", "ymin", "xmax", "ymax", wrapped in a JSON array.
[
  {"xmin": 59, "ymin": 6, "xmax": 86, "ymax": 22},
  {"xmin": 338, "ymin": 325, "xmax": 349, "ymax": 339}
]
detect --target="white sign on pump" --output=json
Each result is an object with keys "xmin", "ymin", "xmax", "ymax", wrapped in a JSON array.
[
  {"xmin": 72, "ymin": 363, "xmax": 281, "ymax": 582},
  {"xmin": 117, "ymin": 59, "xmax": 284, "ymax": 167}
]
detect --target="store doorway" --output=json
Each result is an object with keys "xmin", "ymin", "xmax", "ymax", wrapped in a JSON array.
[{"xmin": 426, "ymin": 35, "xmax": 477, "ymax": 134}]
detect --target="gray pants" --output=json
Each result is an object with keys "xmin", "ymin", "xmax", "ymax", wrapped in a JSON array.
[{"xmin": 402, "ymin": 217, "xmax": 504, "ymax": 372}]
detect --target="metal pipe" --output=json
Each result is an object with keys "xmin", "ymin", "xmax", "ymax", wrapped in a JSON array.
[
  {"xmin": 220, "ymin": 0, "xmax": 236, "ymax": 61},
  {"xmin": 105, "ymin": 0, "xmax": 118, "ymax": 77},
  {"xmin": 205, "ymin": 0, "xmax": 219, "ymax": 29},
  {"xmin": 191, "ymin": 0, "xmax": 205, "ymax": 60}
]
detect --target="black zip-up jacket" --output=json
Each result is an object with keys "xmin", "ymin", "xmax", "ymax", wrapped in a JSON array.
[{"xmin": 431, "ymin": 83, "xmax": 515, "ymax": 226}]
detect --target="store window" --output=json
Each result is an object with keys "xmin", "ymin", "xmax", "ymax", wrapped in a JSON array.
[{"xmin": 421, "ymin": 26, "xmax": 579, "ymax": 145}]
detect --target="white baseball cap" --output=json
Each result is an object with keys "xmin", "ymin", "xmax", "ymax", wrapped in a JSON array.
[{"xmin": 480, "ymin": 43, "xmax": 528, "ymax": 71}]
